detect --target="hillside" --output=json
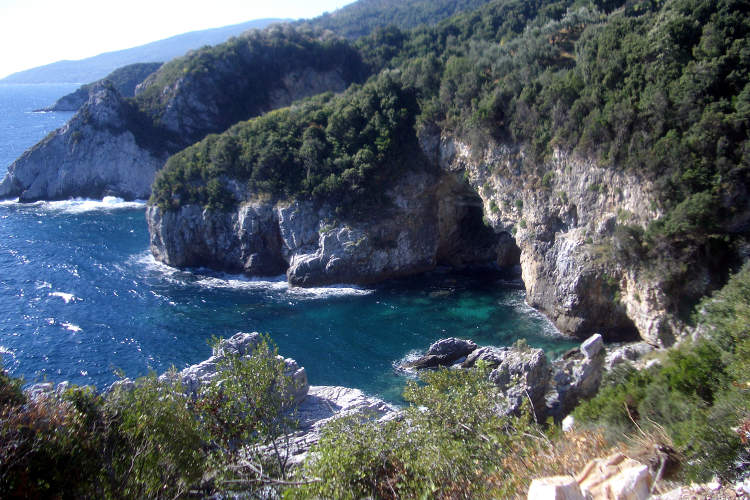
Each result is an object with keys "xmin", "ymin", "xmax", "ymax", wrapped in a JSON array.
[
  {"xmin": 39, "ymin": 63, "xmax": 163, "ymax": 112},
  {"xmin": 0, "ymin": 18, "xmax": 284, "ymax": 84},
  {"xmin": 301, "ymin": 0, "xmax": 493, "ymax": 38}
]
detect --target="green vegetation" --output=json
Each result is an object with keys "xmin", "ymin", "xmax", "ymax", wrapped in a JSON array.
[
  {"xmin": 302, "ymin": 0, "xmax": 494, "ymax": 39},
  {"xmin": 0, "ymin": 338, "xmax": 299, "ymax": 498},
  {"xmin": 151, "ymin": 72, "xmax": 424, "ymax": 215},
  {"xmin": 136, "ymin": 26, "xmax": 367, "ymax": 145},
  {"xmin": 574, "ymin": 263, "xmax": 750, "ymax": 481}
]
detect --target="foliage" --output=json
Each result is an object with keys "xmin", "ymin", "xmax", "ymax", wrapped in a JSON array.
[
  {"xmin": 150, "ymin": 72, "xmax": 424, "ymax": 215},
  {"xmin": 0, "ymin": 337, "xmax": 299, "ymax": 499},
  {"xmin": 296, "ymin": 364, "xmax": 541, "ymax": 499},
  {"xmin": 574, "ymin": 264, "xmax": 750, "ymax": 481},
  {"xmin": 302, "ymin": 0, "xmax": 495, "ymax": 39}
]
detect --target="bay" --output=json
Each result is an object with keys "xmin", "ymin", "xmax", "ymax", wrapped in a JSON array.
[{"xmin": 0, "ymin": 84, "xmax": 577, "ymax": 402}]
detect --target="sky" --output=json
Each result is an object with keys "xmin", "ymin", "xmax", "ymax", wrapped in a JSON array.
[{"xmin": 0, "ymin": 0, "xmax": 355, "ymax": 79}]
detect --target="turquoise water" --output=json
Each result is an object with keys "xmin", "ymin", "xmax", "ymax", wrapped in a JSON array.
[{"xmin": 0, "ymin": 84, "xmax": 578, "ymax": 402}]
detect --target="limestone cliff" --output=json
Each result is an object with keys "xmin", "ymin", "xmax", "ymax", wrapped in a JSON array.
[
  {"xmin": 419, "ymin": 130, "xmax": 677, "ymax": 346},
  {"xmin": 0, "ymin": 28, "xmax": 364, "ymax": 202},
  {"xmin": 148, "ymin": 169, "xmax": 515, "ymax": 288},
  {"xmin": 0, "ymin": 83, "xmax": 166, "ymax": 201}
]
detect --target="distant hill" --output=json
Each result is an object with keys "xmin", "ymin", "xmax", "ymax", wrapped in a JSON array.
[{"xmin": 0, "ymin": 18, "xmax": 285, "ymax": 84}]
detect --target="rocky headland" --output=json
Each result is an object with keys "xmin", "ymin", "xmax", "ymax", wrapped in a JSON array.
[{"xmin": 0, "ymin": 27, "xmax": 365, "ymax": 202}]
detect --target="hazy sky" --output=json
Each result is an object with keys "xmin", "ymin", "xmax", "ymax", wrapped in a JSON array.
[{"xmin": 0, "ymin": 0, "xmax": 355, "ymax": 79}]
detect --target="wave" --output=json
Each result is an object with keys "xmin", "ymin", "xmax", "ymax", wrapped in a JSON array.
[
  {"xmin": 0, "ymin": 196, "xmax": 146, "ymax": 213},
  {"xmin": 60, "ymin": 322, "xmax": 81, "ymax": 332},
  {"xmin": 132, "ymin": 251, "xmax": 373, "ymax": 299},
  {"xmin": 504, "ymin": 290, "xmax": 564, "ymax": 338},
  {"xmin": 50, "ymin": 291, "xmax": 79, "ymax": 303}
]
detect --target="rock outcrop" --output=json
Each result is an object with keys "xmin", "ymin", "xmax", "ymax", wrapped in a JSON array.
[
  {"xmin": 404, "ymin": 334, "xmax": 606, "ymax": 422},
  {"xmin": 284, "ymin": 385, "xmax": 397, "ymax": 466},
  {"xmin": 169, "ymin": 332, "xmax": 309, "ymax": 405},
  {"xmin": 38, "ymin": 62, "xmax": 163, "ymax": 112},
  {"xmin": 1, "ymin": 29, "xmax": 364, "ymax": 202},
  {"xmin": 0, "ymin": 82, "xmax": 167, "ymax": 201},
  {"xmin": 148, "ymin": 169, "xmax": 516, "ymax": 287}
]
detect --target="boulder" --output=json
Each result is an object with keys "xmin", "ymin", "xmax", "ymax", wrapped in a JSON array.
[
  {"xmin": 546, "ymin": 334, "xmax": 606, "ymax": 421},
  {"xmin": 527, "ymin": 476, "xmax": 585, "ymax": 500},
  {"xmin": 577, "ymin": 453, "xmax": 652, "ymax": 500},
  {"xmin": 405, "ymin": 337, "xmax": 478, "ymax": 369}
]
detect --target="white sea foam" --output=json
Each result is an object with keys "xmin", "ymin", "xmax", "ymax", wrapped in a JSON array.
[
  {"xmin": 61, "ymin": 322, "xmax": 82, "ymax": 332},
  {"xmin": 286, "ymin": 284, "xmax": 373, "ymax": 299},
  {"xmin": 0, "ymin": 346, "xmax": 15, "ymax": 356},
  {"xmin": 1, "ymin": 196, "xmax": 146, "ymax": 213},
  {"xmin": 195, "ymin": 275, "xmax": 289, "ymax": 292},
  {"xmin": 506, "ymin": 291, "xmax": 563, "ymax": 338},
  {"xmin": 50, "ymin": 291, "xmax": 77, "ymax": 303},
  {"xmin": 133, "ymin": 251, "xmax": 373, "ymax": 298}
]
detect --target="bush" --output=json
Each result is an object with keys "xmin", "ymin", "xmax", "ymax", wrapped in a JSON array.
[
  {"xmin": 294, "ymin": 364, "xmax": 556, "ymax": 499},
  {"xmin": 574, "ymin": 264, "xmax": 750, "ymax": 481},
  {"xmin": 0, "ymin": 337, "xmax": 301, "ymax": 498}
]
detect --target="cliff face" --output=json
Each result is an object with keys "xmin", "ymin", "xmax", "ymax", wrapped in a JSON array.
[
  {"xmin": 0, "ymin": 83, "xmax": 166, "ymax": 201},
  {"xmin": 148, "ymin": 169, "xmax": 515, "ymax": 287},
  {"xmin": 148, "ymin": 128, "xmax": 688, "ymax": 346},
  {"xmin": 420, "ymin": 131, "xmax": 678, "ymax": 346}
]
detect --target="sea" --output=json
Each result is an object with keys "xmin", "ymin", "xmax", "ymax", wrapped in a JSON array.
[{"xmin": 0, "ymin": 83, "xmax": 578, "ymax": 402}]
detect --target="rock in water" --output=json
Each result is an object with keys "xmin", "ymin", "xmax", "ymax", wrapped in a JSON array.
[{"xmin": 405, "ymin": 337, "xmax": 478, "ymax": 369}]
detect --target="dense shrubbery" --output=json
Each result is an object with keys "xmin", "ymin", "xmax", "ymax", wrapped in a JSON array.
[
  {"xmin": 574, "ymin": 264, "xmax": 750, "ymax": 481},
  {"xmin": 302, "ymin": 0, "xmax": 494, "ymax": 39},
  {"xmin": 0, "ymin": 338, "xmax": 299, "ymax": 499},
  {"xmin": 150, "ymin": 72, "xmax": 424, "ymax": 215},
  {"xmin": 136, "ymin": 26, "xmax": 367, "ymax": 144}
]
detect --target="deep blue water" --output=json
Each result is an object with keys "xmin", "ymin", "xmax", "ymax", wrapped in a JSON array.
[{"xmin": 0, "ymin": 84, "xmax": 578, "ymax": 402}]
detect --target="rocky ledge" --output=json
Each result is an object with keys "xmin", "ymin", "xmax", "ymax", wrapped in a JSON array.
[
  {"xmin": 147, "ymin": 168, "xmax": 518, "ymax": 287},
  {"xmin": 401, "ymin": 334, "xmax": 655, "ymax": 423}
]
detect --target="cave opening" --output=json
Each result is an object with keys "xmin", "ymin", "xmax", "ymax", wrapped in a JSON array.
[{"xmin": 435, "ymin": 176, "xmax": 521, "ymax": 275}]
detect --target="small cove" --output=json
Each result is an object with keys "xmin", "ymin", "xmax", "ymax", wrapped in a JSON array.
[{"xmin": 0, "ymin": 84, "xmax": 579, "ymax": 403}]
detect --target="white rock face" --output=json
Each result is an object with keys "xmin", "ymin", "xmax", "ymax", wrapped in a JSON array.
[
  {"xmin": 527, "ymin": 476, "xmax": 585, "ymax": 500},
  {"xmin": 420, "ymin": 129, "xmax": 683, "ymax": 345},
  {"xmin": 0, "ymin": 83, "xmax": 166, "ymax": 202},
  {"xmin": 284, "ymin": 385, "xmax": 397, "ymax": 466}
]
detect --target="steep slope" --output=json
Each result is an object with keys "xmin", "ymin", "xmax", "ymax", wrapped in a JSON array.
[
  {"xmin": 0, "ymin": 27, "xmax": 367, "ymax": 201},
  {"xmin": 39, "ymin": 63, "xmax": 163, "ymax": 112},
  {"xmin": 301, "ymin": 0, "xmax": 493, "ymax": 38},
  {"xmin": 0, "ymin": 19, "xmax": 284, "ymax": 84},
  {"xmin": 147, "ymin": 0, "xmax": 750, "ymax": 347}
]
